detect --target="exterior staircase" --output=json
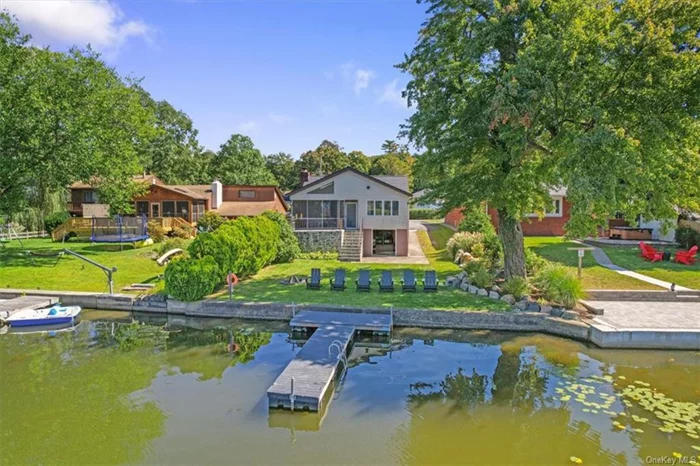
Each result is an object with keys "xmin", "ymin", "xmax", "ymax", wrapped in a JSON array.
[{"xmin": 339, "ymin": 230, "xmax": 362, "ymax": 262}]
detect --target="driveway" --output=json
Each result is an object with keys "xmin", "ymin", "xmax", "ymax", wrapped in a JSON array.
[{"xmin": 409, "ymin": 220, "xmax": 428, "ymax": 231}]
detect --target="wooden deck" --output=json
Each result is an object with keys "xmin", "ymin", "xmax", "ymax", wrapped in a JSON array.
[
  {"xmin": 0, "ymin": 296, "xmax": 58, "ymax": 320},
  {"xmin": 267, "ymin": 311, "xmax": 392, "ymax": 412}
]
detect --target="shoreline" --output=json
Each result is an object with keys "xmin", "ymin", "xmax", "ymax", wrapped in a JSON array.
[{"xmin": 1, "ymin": 288, "xmax": 697, "ymax": 350}]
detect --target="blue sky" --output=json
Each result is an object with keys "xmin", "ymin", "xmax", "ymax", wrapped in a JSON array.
[{"xmin": 3, "ymin": 0, "xmax": 427, "ymax": 156}]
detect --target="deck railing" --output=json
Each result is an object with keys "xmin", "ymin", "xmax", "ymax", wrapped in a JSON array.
[{"xmin": 292, "ymin": 218, "xmax": 344, "ymax": 230}]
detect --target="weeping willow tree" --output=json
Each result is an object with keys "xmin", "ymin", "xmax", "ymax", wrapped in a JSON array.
[{"xmin": 7, "ymin": 186, "xmax": 67, "ymax": 231}]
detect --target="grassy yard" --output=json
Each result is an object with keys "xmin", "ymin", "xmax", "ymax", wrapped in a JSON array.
[
  {"xmin": 524, "ymin": 237, "xmax": 660, "ymax": 290},
  {"xmin": 229, "ymin": 224, "xmax": 510, "ymax": 312},
  {"xmin": 601, "ymin": 246, "xmax": 700, "ymax": 290},
  {"xmin": 0, "ymin": 238, "xmax": 167, "ymax": 293}
]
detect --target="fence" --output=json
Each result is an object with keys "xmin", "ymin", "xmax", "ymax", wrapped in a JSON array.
[{"xmin": 292, "ymin": 218, "xmax": 344, "ymax": 230}]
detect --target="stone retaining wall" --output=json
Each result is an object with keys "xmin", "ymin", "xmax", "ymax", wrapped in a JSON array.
[
  {"xmin": 585, "ymin": 289, "xmax": 700, "ymax": 302},
  {"xmin": 294, "ymin": 230, "xmax": 342, "ymax": 253}
]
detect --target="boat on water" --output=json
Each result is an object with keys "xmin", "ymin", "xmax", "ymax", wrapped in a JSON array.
[{"xmin": 6, "ymin": 305, "xmax": 82, "ymax": 328}]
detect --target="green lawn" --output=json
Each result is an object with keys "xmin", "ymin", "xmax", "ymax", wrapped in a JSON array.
[
  {"xmin": 524, "ymin": 237, "xmax": 660, "ymax": 290},
  {"xmin": 601, "ymin": 246, "xmax": 700, "ymax": 290},
  {"xmin": 229, "ymin": 224, "xmax": 510, "ymax": 312},
  {"xmin": 0, "ymin": 238, "xmax": 167, "ymax": 293}
]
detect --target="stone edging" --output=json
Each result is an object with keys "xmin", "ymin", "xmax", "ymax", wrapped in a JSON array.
[{"xmin": 2, "ymin": 289, "xmax": 697, "ymax": 349}]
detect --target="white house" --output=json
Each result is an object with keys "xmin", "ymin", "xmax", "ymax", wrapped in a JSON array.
[{"xmin": 288, "ymin": 167, "xmax": 412, "ymax": 258}]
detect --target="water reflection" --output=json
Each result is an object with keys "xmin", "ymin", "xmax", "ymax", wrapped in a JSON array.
[{"xmin": 0, "ymin": 311, "xmax": 697, "ymax": 465}]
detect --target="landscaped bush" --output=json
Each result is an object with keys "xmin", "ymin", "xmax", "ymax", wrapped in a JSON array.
[
  {"xmin": 44, "ymin": 211, "xmax": 70, "ymax": 233},
  {"xmin": 157, "ymin": 237, "xmax": 187, "ymax": 256},
  {"xmin": 197, "ymin": 211, "xmax": 225, "ymax": 232},
  {"xmin": 675, "ymin": 227, "xmax": 700, "ymax": 249},
  {"xmin": 164, "ymin": 256, "xmax": 220, "ymax": 301},
  {"xmin": 525, "ymin": 248, "xmax": 549, "ymax": 275},
  {"xmin": 457, "ymin": 205, "xmax": 496, "ymax": 236},
  {"xmin": 469, "ymin": 262, "xmax": 495, "ymax": 289},
  {"xmin": 409, "ymin": 208, "xmax": 442, "ymax": 220},
  {"xmin": 147, "ymin": 221, "xmax": 166, "ymax": 243},
  {"xmin": 188, "ymin": 215, "xmax": 280, "ymax": 280},
  {"xmin": 297, "ymin": 251, "xmax": 339, "ymax": 260},
  {"xmin": 446, "ymin": 232, "xmax": 485, "ymax": 260},
  {"xmin": 501, "ymin": 276, "xmax": 531, "ymax": 299},
  {"xmin": 172, "ymin": 224, "xmax": 195, "ymax": 239},
  {"xmin": 261, "ymin": 210, "xmax": 300, "ymax": 263},
  {"xmin": 533, "ymin": 264, "xmax": 584, "ymax": 309},
  {"xmin": 482, "ymin": 233, "xmax": 503, "ymax": 267}
]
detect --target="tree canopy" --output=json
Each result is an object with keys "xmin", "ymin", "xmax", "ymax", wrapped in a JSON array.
[
  {"xmin": 370, "ymin": 140, "xmax": 416, "ymax": 189},
  {"xmin": 209, "ymin": 134, "xmax": 276, "ymax": 185},
  {"xmin": 0, "ymin": 12, "xmax": 155, "ymax": 219},
  {"xmin": 297, "ymin": 140, "xmax": 372, "ymax": 175},
  {"xmin": 265, "ymin": 152, "xmax": 298, "ymax": 191},
  {"xmin": 400, "ymin": 0, "xmax": 700, "ymax": 277}
]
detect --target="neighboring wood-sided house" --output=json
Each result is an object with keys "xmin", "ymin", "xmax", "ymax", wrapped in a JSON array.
[
  {"xmin": 288, "ymin": 167, "xmax": 412, "ymax": 257},
  {"xmin": 68, "ymin": 175, "xmax": 287, "ymax": 224}
]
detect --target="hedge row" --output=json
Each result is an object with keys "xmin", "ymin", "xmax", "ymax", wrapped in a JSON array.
[
  {"xmin": 409, "ymin": 208, "xmax": 443, "ymax": 220},
  {"xmin": 164, "ymin": 213, "xmax": 302, "ymax": 301}
]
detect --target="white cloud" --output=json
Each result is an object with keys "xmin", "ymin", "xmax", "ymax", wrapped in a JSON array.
[
  {"xmin": 378, "ymin": 79, "xmax": 408, "ymax": 109},
  {"xmin": 337, "ymin": 61, "xmax": 375, "ymax": 96},
  {"xmin": 4, "ymin": 0, "xmax": 152, "ymax": 54},
  {"xmin": 268, "ymin": 112, "xmax": 292, "ymax": 124},
  {"xmin": 235, "ymin": 120, "xmax": 258, "ymax": 134}
]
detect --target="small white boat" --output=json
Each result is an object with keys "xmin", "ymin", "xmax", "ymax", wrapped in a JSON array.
[{"xmin": 7, "ymin": 304, "xmax": 82, "ymax": 328}]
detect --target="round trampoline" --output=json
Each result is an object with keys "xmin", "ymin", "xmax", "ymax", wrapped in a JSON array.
[{"xmin": 90, "ymin": 215, "xmax": 149, "ymax": 243}]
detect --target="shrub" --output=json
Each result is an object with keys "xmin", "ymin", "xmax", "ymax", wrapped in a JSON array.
[
  {"xmin": 482, "ymin": 233, "xmax": 503, "ymax": 266},
  {"xmin": 197, "ymin": 211, "xmax": 225, "ymax": 232},
  {"xmin": 172, "ymin": 224, "xmax": 195, "ymax": 239},
  {"xmin": 157, "ymin": 237, "xmax": 187, "ymax": 256},
  {"xmin": 297, "ymin": 251, "xmax": 339, "ymax": 260},
  {"xmin": 675, "ymin": 227, "xmax": 700, "ymax": 249},
  {"xmin": 446, "ymin": 232, "xmax": 485, "ymax": 260},
  {"xmin": 470, "ymin": 262, "xmax": 495, "ymax": 289},
  {"xmin": 147, "ymin": 221, "xmax": 166, "ymax": 243},
  {"xmin": 533, "ymin": 264, "xmax": 584, "ymax": 309},
  {"xmin": 164, "ymin": 256, "xmax": 220, "ymax": 301},
  {"xmin": 525, "ymin": 248, "xmax": 549, "ymax": 275},
  {"xmin": 501, "ymin": 276, "xmax": 531, "ymax": 299},
  {"xmin": 410, "ymin": 208, "xmax": 442, "ymax": 220},
  {"xmin": 188, "ymin": 215, "xmax": 280, "ymax": 280},
  {"xmin": 261, "ymin": 210, "xmax": 300, "ymax": 263},
  {"xmin": 458, "ymin": 205, "xmax": 496, "ymax": 236},
  {"xmin": 44, "ymin": 211, "xmax": 70, "ymax": 233}
]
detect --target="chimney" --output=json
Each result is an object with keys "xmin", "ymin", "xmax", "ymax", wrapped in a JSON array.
[
  {"xmin": 211, "ymin": 180, "xmax": 222, "ymax": 209},
  {"xmin": 299, "ymin": 169, "xmax": 309, "ymax": 187}
]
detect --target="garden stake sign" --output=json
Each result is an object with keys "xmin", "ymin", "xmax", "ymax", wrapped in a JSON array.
[{"xmin": 567, "ymin": 247, "xmax": 595, "ymax": 279}]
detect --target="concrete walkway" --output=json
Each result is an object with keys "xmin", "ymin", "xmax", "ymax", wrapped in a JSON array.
[{"xmin": 579, "ymin": 242, "xmax": 692, "ymax": 291}]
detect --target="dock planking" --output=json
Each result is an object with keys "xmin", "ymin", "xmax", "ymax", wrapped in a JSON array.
[
  {"xmin": 267, "ymin": 311, "xmax": 392, "ymax": 412},
  {"xmin": 0, "ymin": 296, "xmax": 58, "ymax": 320}
]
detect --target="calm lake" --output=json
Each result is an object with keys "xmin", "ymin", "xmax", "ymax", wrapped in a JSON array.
[{"xmin": 1, "ymin": 310, "xmax": 698, "ymax": 465}]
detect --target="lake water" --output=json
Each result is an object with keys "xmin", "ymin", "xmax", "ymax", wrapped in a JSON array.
[{"xmin": 1, "ymin": 310, "xmax": 698, "ymax": 465}]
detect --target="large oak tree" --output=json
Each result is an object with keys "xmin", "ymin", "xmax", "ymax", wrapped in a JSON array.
[{"xmin": 400, "ymin": 0, "xmax": 700, "ymax": 278}]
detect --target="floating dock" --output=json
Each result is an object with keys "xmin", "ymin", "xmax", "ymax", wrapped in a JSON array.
[
  {"xmin": 267, "ymin": 311, "xmax": 392, "ymax": 412},
  {"xmin": 0, "ymin": 296, "xmax": 58, "ymax": 321}
]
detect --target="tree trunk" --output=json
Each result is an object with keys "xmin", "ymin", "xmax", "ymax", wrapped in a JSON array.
[{"xmin": 497, "ymin": 209, "xmax": 526, "ymax": 279}]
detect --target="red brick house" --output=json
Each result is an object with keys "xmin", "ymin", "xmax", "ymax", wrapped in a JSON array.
[
  {"xmin": 68, "ymin": 175, "xmax": 287, "ymax": 224},
  {"xmin": 445, "ymin": 188, "xmax": 570, "ymax": 236}
]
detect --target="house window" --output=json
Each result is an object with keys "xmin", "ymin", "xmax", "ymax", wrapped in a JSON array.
[
  {"xmin": 292, "ymin": 201, "xmax": 308, "ymax": 218},
  {"xmin": 162, "ymin": 201, "xmax": 175, "ymax": 217},
  {"xmin": 375, "ymin": 200, "xmax": 383, "ymax": 216},
  {"xmin": 309, "ymin": 182, "xmax": 334, "ymax": 195},
  {"xmin": 176, "ymin": 201, "xmax": 189, "ymax": 220},
  {"xmin": 83, "ymin": 190, "xmax": 98, "ymax": 203},
  {"xmin": 367, "ymin": 200, "xmax": 374, "ymax": 216},
  {"xmin": 136, "ymin": 201, "xmax": 149, "ymax": 217},
  {"xmin": 392, "ymin": 200, "xmax": 399, "ymax": 216},
  {"xmin": 239, "ymin": 189, "xmax": 256, "ymax": 199},
  {"xmin": 526, "ymin": 196, "xmax": 563, "ymax": 218},
  {"xmin": 192, "ymin": 201, "xmax": 205, "ymax": 223}
]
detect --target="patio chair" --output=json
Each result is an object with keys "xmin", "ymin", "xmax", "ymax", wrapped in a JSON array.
[
  {"xmin": 330, "ymin": 268, "xmax": 346, "ymax": 291},
  {"xmin": 306, "ymin": 268, "xmax": 321, "ymax": 290},
  {"xmin": 639, "ymin": 242, "xmax": 663, "ymax": 262},
  {"xmin": 401, "ymin": 270, "xmax": 417, "ymax": 292},
  {"xmin": 422, "ymin": 270, "xmax": 438, "ymax": 293},
  {"xmin": 356, "ymin": 270, "xmax": 371, "ymax": 292},
  {"xmin": 378, "ymin": 270, "xmax": 394, "ymax": 292},
  {"xmin": 674, "ymin": 245, "xmax": 698, "ymax": 265}
]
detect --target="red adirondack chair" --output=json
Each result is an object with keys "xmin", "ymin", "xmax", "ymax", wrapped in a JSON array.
[
  {"xmin": 639, "ymin": 242, "xmax": 663, "ymax": 262},
  {"xmin": 674, "ymin": 245, "xmax": 698, "ymax": 265}
]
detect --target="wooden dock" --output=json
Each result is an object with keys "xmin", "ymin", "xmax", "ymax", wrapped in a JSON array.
[
  {"xmin": 0, "ymin": 296, "xmax": 58, "ymax": 320},
  {"xmin": 267, "ymin": 311, "xmax": 392, "ymax": 412}
]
